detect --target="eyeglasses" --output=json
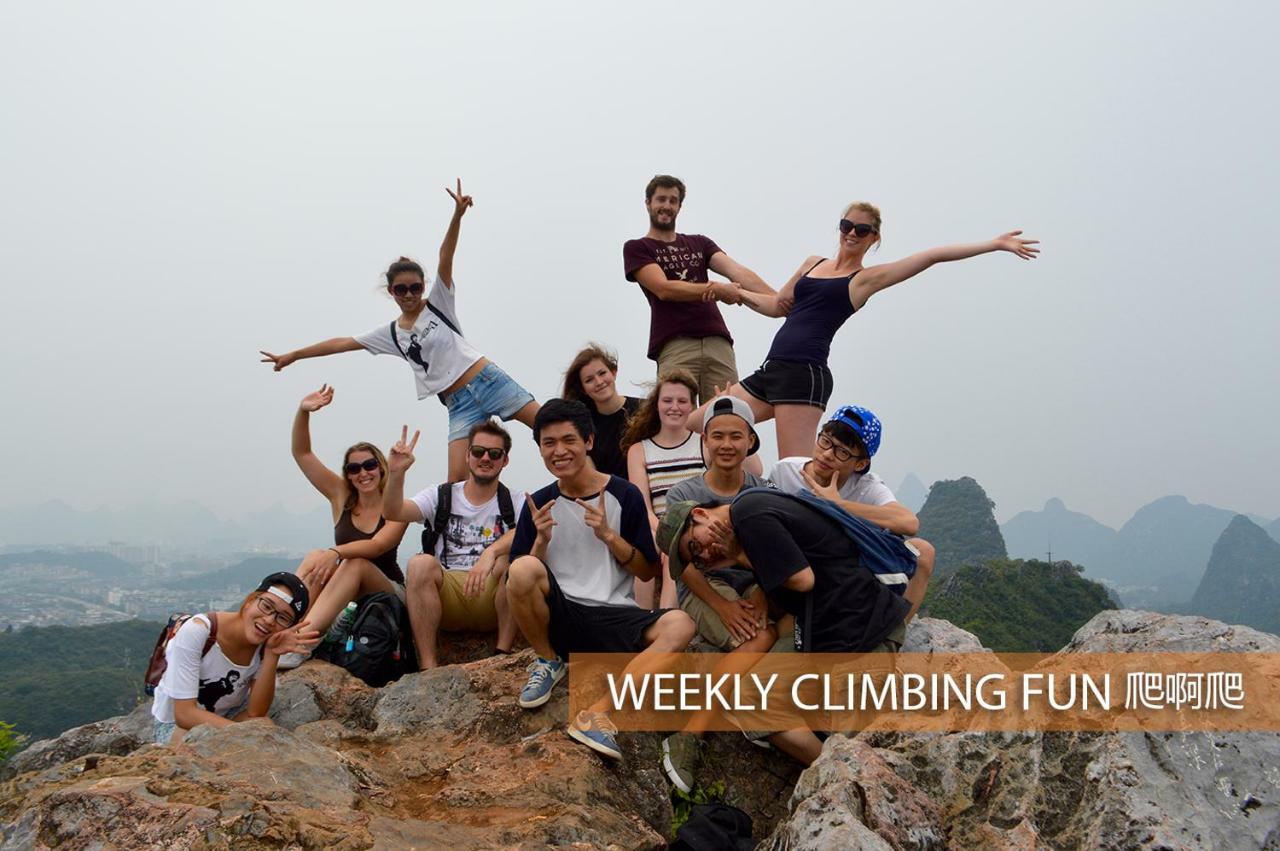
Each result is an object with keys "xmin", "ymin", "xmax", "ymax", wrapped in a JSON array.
[
  {"xmin": 254, "ymin": 595, "xmax": 294, "ymax": 628},
  {"xmin": 344, "ymin": 458, "xmax": 380, "ymax": 476},
  {"xmin": 390, "ymin": 282, "xmax": 425, "ymax": 297},
  {"xmin": 838, "ymin": 219, "xmax": 878, "ymax": 238},
  {"xmin": 817, "ymin": 433, "xmax": 864, "ymax": 463},
  {"xmin": 468, "ymin": 446, "xmax": 506, "ymax": 461}
]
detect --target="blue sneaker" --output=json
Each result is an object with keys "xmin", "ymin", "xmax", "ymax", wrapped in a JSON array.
[
  {"xmin": 518, "ymin": 656, "xmax": 566, "ymax": 708},
  {"xmin": 567, "ymin": 711, "xmax": 622, "ymax": 760}
]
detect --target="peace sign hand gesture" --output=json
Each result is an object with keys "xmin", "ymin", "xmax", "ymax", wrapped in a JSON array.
[
  {"xmin": 299, "ymin": 384, "xmax": 334, "ymax": 413},
  {"xmin": 445, "ymin": 178, "xmax": 474, "ymax": 218},
  {"xmin": 992, "ymin": 230, "xmax": 1040, "ymax": 260},
  {"xmin": 526, "ymin": 493, "xmax": 558, "ymax": 546},
  {"xmin": 576, "ymin": 492, "xmax": 616, "ymax": 545},
  {"xmin": 389, "ymin": 425, "xmax": 420, "ymax": 475}
]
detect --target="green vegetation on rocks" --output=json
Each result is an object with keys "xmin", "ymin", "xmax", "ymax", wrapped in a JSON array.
[
  {"xmin": 923, "ymin": 559, "xmax": 1116, "ymax": 651},
  {"xmin": 917, "ymin": 477, "xmax": 1007, "ymax": 577},
  {"xmin": 1187, "ymin": 515, "xmax": 1280, "ymax": 634}
]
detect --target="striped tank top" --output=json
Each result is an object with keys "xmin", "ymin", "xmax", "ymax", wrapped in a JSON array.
[{"xmin": 642, "ymin": 433, "xmax": 706, "ymax": 517}]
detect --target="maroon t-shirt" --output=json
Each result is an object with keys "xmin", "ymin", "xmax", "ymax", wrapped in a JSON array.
[{"xmin": 623, "ymin": 233, "xmax": 733, "ymax": 360}]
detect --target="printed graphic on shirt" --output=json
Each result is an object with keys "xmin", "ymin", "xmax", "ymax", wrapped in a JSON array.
[
  {"xmin": 441, "ymin": 513, "xmax": 511, "ymax": 567},
  {"xmin": 653, "ymin": 244, "xmax": 710, "ymax": 282},
  {"xmin": 198, "ymin": 670, "xmax": 243, "ymax": 712}
]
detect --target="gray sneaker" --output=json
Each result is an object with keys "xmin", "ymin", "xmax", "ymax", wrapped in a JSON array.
[
  {"xmin": 277, "ymin": 651, "xmax": 308, "ymax": 670},
  {"xmin": 661, "ymin": 732, "xmax": 701, "ymax": 793}
]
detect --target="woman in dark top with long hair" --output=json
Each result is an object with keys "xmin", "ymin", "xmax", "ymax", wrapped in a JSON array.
[
  {"xmin": 690, "ymin": 202, "xmax": 1039, "ymax": 458},
  {"xmin": 560, "ymin": 344, "xmax": 641, "ymax": 479},
  {"xmin": 287, "ymin": 385, "xmax": 408, "ymax": 656}
]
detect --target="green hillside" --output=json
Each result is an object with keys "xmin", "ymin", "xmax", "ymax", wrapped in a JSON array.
[
  {"xmin": 917, "ymin": 477, "xmax": 1007, "ymax": 577},
  {"xmin": 0, "ymin": 620, "xmax": 162, "ymax": 744},
  {"xmin": 922, "ymin": 559, "xmax": 1116, "ymax": 652}
]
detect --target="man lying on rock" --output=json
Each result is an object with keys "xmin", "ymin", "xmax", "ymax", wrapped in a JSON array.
[
  {"xmin": 663, "ymin": 486, "xmax": 909, "ymax": 766},
  {"xmin": 507, "ymin": 398, "xmax": 697, "ymax": 760}
]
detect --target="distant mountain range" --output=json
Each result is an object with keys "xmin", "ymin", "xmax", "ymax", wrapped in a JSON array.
[
  {"xmin": 895, "ymin": 473, "xmax": 928, "ymax": 514},
  {"xmin": 1000, "ymin": 495, "xmax": 1279, "ymax": 609},
  {"xmin": 1185, "ymin": 516, "xmax": 1280, "ymax": 635},
  {"xmin": 0, "ymin": 499, "xmax": 333, "ymax": 554}
]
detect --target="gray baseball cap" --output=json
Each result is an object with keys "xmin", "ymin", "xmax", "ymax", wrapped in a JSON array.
[{"xmin": 704, "ymin": 395, "xmax": 760, "ymax": 456}]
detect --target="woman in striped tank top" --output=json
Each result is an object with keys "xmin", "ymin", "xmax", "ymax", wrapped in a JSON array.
[{"xmin": 622, "ymin": 369, "xmax": 705, "ymax": 609}]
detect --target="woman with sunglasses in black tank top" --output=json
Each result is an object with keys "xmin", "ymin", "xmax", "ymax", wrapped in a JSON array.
[
  {"xmin": 281, "ymin": 385, "xmax": 408, "ymax": 666},
  {"xmin": 688, "ymin": 202, "xmax": 1039, "ymax": 459}
]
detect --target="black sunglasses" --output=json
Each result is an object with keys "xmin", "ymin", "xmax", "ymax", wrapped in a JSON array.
[
  {"xmin": 344, "ymin": 458, "xmax": 380, "ymax": 475},
  {"xmin": 390, "ymin": 282, "xmax": 425, "ymax": 297},
  {"xmin": 468, "ymin": 446, "xmax": 506, "ymax": 461},
  {"xmin": 839, "ymin": 219, "xmax": 878, "ymax": 238}
]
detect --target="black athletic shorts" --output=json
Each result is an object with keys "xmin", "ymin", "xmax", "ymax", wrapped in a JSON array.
[
  {"xmin": 739, "ymin": 359, "xmax": 833, "ymax": 409},
  {"xmin": 543, "ymin": 566, "xmax": 667, "ymax": 659}
]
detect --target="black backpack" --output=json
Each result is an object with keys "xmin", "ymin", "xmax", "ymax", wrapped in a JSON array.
[
  {"xmin": 421, "ymin": 482, "xmax": 516, "ymax": 566},
  {"xmin": 672, "ymin": 803, "xmax": 755, "ymax": 851},
  {"xmin": 312, "ymin": 592, "xmax": 416, "ymax": 687}
]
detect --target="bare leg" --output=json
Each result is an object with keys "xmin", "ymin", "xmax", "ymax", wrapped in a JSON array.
[
  {"xmin": 774, "ymin": 404, "xmax": 824, "ymax": 460},
  {"xmin": 493, "ymin": 558, "xmax": 517, "ymax": 652},
  {"xmin": 633, "ymin": 577, "xmax": 656, "ymax": 610},
  {"xmin": 687, "ymin": 383, "xmax": 775, "ymax": 433},
  {"xmin": 681, "ymin": 625, "xmax": 777, "ymax": 736},
  {"xmin": 658, "ymin": 570, "xmax": 679, "ymax": 609},
  {"xmin": 306, "ymin": 558, "xmax": 396, "ymax": 632},
  {"xmin": 506, "ymin": 556, "xmax": 556, "ymax": 659},
  {"xmin": 511, "ymin": 399, "xmax": 541, "ymax": 428},
  {"xmin": 902, "ymin": 538, "xmax": 935, "ymax": 622},
  {"xmin": 768, "ymin": 729, "xmax": 824, "ymax": 766},
  {"xmin": 446, "ymin": 438, "xmax": 468, "ymax": 484},
  {"xmin": 405, "ymin": 554, "xmax": 445, "ymax": 669},
  {"xmin": 586, "ymin": 610, "xmax": 696, "ymax": 713}
]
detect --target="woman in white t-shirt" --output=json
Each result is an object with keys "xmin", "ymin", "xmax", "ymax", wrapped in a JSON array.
[
  {"xmin": 260, "ymin": 180, "xmax": 540, "ymax": 482},
  {"xmin": 621, "ymin": 369, "xmax": 704, "ymax": 609},
  {"xmin": 151, "ymin": 572, "xmax": 320, "ymax": 745}
]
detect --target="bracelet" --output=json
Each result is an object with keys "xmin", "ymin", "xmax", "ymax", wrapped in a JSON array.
[
  {"xmin": 328, "ymin": 547, "xmax": 343, "ymax": 562},
  {"xmin": 620, "ymin": 544, "xmax": 637, "ymax": 565}
]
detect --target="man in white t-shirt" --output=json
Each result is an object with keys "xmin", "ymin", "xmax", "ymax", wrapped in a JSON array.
[
  {"xmin": 769, "ymin": 405, "xmax": 935, "ymax": 621},
  {"xmin": 384, "ymin": 420, "xmax": 525, "ymax": 669}
]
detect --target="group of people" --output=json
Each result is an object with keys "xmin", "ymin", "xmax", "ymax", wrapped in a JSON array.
[{"xmin": 150, "ymin": 175, "xmax": 1038, "ymax": 792}]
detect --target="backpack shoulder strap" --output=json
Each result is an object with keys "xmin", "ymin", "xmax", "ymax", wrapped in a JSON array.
[
  {"xmin": 496, "ymin": 483, "xmax": 516, "ymax": 530},
  {"xmin": 433, "ymin": 482, "xmax": 452, "ymax": 562},
  {"xmin": 389, "ymin": 321, "xmax": 408, "ymax": 358},
  {"xmin": 200, "ymin": 611, "xmax": 219, "ymax": 657},
  {"xmin": 425, "ymin": 300, "xmax": 461, "ymax": 335}
]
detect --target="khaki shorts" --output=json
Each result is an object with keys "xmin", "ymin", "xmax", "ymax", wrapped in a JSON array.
[
  {"xmin": 657, "ymin": 335, "xmax": 738, "ymax": 406},
  {"xmin": 681, "ymin": 577, "xmax": 793, "ymax": 651},
  {"xmin": 439, "ymin": 569, "xmax": 499, "ymax": 632}
]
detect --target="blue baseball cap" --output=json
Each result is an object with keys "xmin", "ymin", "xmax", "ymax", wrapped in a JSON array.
[{"xmin": 827, "ymin": 405, "xmax": 882, "ymax": 461}]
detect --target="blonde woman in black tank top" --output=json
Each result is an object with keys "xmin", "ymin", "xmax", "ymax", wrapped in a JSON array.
[
  {"xmin": 688, "ymin": 203, "xmax": 1039, "ymax": 459},
  {"xmin": 288, "ymin": 385, "xmax": 408, "ymax": 647}
]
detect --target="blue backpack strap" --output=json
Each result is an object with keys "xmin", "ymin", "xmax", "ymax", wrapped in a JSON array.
[{"xmin": 734, "ymin": 487, "xmax": 916, "ymax": 595}]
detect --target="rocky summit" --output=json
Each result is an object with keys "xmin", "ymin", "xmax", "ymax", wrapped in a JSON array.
[{"xmin": 2, "ymin": 614, "xmax": 1278, "ymax": 849}]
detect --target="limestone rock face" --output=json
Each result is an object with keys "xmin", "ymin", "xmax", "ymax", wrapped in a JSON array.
[
  {"xmin": 5, "ymin": 612, "xmax": 1278, "ymax": 849},
  {"xmin": 765, "ymin": 611, "xmax": 1280, "ymax": 850}
]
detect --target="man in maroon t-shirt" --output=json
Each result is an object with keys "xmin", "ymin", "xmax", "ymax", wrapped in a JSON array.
[{"xmin": 622, "ymin": 175, "xmax": 776, "ymax": 404}]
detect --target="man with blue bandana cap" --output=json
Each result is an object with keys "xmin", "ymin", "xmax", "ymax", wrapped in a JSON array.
[{"xmin": 769, "ymin": 405, "xmax": 935, "ymax": 621}]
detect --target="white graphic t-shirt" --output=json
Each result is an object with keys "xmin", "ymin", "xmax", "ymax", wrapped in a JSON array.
[
  {"xmin": 354, "ymin": 278, "xmax": 482, "ymax": 399},
  {"xmin": 411, "ymin": 482, "xmax": 526, "ymax": 570},
  {"xmin": 151, "ymin": 614, "xmax": 261, "ymax": 725},
  {"xmin": 768, "ymin": 457, "xmax": 897, "ymax": 506}
]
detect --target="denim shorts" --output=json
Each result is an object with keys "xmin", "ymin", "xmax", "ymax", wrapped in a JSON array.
[{"xmin": 443, "ymin": 362, "xmax": 535, "ymax": 441}]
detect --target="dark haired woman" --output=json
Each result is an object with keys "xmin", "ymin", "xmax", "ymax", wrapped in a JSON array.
[
  {"xmin": 561, "ymin": 344, "xmax": 641, "ymax": 479},
  {"xmin": 690, "ymin": 202, "xmax": 1040, "ymax": 459},
  {"xmin": 260, "ymin": 180, "xmax": 540, "ymax": 482},
  {"xmin": 283, "ymin": 385, "xmax": 407, "ymax": 665},
  {"xmin": 151, "ymin": 572, "xmax": 320, "ymax": 744}
]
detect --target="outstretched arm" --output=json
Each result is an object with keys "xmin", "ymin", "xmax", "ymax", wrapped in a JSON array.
[
  {"xmin": 850, "ymin": 231, "xmax": 1039, "ymax": 309},
  {"xmin": 382, "ymin": 426, "xmax": 425, "ymax": 523},
  {"xmin": 708, "ymin": 252, "xmax": 775, "ymax": 296},
  {"xmin": 437, "ymin": 178, "xmax": 473, "ymax": 288},
  {"xmin": 635, "ymin": 264, "xmax": 742, "ymax": 303},
  {"xmin": 260, "ymin": 337, "xmax": 362, "ymax": 372},
  {"xmin": 292, "ymin": 386, "xmax": 345, "ymax": 502},
  {"xmin": 733, "ymin": 255, "xmax": 822, "ymax": 318}
]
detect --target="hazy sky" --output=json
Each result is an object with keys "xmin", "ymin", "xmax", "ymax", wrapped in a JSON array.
[{"xmin": 2, "ymin": 2, "xmax": 1277, "ymax": 531}]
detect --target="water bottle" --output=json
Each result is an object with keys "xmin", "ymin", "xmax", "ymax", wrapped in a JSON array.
[{"xmin": 326, "ymin": 602, "xmax": 358, "ymax": 645}]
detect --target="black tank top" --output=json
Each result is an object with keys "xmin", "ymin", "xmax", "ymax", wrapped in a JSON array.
[
  {"xmin": 765, "ymin": 259, "xmax": 859, "ymax": 365},
  {"xmin": 334, "ymin": 509, "xmax": 404, "ymax": 584}
]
